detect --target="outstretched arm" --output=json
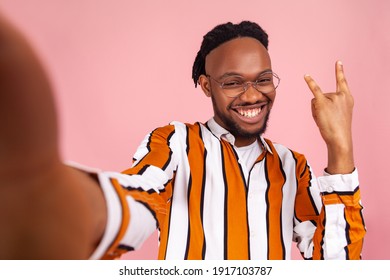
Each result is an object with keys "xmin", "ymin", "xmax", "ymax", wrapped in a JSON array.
[
  {"xmin": 0, "ymin": 13, "xmax": 106, "ymax": 259},
  {"xmin": 304, "ymin": 61, "xmax": 355, "ymax": 174}
]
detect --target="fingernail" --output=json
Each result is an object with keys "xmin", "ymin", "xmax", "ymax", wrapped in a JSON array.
[{"xmin": 338, "ymin": 60, "xmax": 343, "ymax": 66}]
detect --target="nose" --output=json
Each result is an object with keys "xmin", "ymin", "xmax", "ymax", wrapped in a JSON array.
[
  {"xmin": 243, "ymin": 82, "xmax": 258, "ymax": 91},
  {"xmin": 239, "ymin": 82, "xmax": 264, "ymax": 102}
]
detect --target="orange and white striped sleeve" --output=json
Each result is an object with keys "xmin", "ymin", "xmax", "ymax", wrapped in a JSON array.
[
  {"xmin": 68, "ymin": 125, "xmax": 178, "ymax": 259},
  {"xmin": 313, "ymin": 169, "xmax": 365, "ymax": 259},
  {"xmin": 293, "ymin": 152, "xmax": 365, "ymax": 260}
]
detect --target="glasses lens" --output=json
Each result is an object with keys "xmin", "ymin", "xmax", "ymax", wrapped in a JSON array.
[
  {"xmin": 217, "ymin": 72, "xmax": 280, "ymax": 97},
  {"xmin": 254, "ymin": 72, "xmax": 279, "ymax": 94},
  {"xmin": 221, "ymin": 78, "xmax": 244, "ymax": 97}
]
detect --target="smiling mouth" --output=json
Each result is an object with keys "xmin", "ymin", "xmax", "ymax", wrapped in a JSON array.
[
  {"xmin": 236, "ymin": 107, "xmax": 261, "ymax": 118},
  {"xmin": 233, "ymin": 103, "xmax": 268, "ymax": 119}
]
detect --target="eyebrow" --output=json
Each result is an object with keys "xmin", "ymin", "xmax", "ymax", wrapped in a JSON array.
[{"xmin": 218, "ymin": 69, "xmax": 273, "ymax": 80}]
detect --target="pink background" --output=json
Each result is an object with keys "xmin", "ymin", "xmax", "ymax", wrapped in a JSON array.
[{"xmin": 1, "ymin": 0, "xmax": 389, "ymax": 260}]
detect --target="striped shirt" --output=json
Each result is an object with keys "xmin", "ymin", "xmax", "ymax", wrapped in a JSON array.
[{"xmin": 89, "ymin": 118, "xmax": 365, "ymax": 260}]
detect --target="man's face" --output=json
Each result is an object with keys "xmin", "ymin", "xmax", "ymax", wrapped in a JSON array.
[{"xmin": 199, "ymin": 37, "xmax": 276, "ymax": 147}]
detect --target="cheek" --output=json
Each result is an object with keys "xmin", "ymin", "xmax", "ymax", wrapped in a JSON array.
[
  {"xmin": 211, "ymin": 92, "xmax": 231, "ymax": 111},
  {"xmin": 267, "ymin": 93, "xmax": 276, "ymax": 107}
]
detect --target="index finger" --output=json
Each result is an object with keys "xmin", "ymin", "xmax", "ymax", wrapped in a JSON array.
[
  {"xmin": 304, "ymin": 74, "xmax": 324, "ymax": 99},
  {"xmin": 335, "ymin": 60, "xmax": 350, "ymax": 94}
]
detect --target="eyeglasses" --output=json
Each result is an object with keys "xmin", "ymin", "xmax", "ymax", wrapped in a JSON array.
[{"xmin": 207, "ymin": 71, "xmax": 280, "ymax": 98}]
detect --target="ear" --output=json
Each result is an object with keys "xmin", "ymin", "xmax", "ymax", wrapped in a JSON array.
[{"xmin": 198, "ymin": 74, "xmax": 211, "ymax": 97}]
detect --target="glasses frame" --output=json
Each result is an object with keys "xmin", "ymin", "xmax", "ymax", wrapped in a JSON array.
[{"xmin": 206, "ymin": 71, "xmax": 280, "ymax": 98}]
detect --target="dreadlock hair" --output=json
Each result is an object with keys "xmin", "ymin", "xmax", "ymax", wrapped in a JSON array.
[{"xmin": 192, "ymin": 21, "xmax": 269, "ymax": 87}]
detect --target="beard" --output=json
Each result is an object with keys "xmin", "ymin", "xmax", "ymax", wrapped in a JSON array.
[{"xmin": 211, "ymin": 95, "xmax": 271, "ymax": 140}]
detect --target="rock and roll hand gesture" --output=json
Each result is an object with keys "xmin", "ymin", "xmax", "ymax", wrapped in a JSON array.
[{"xmin": 304, "ymin": 61, "xmax": 355, "ymax": 174}]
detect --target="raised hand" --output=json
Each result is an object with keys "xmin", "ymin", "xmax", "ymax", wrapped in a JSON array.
[
  {"xmin": 304, "ymin": 61, "xmax": 355, "ymax": 174},
  {"xmin": 0, "ymin": 13, "xmax": 106, "ymax": 259}
]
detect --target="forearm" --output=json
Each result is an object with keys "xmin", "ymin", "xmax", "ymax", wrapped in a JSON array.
[
  {"xmin": 326, "ymin": 135, "xmax": 355, "ymax": 174},
  {"xmin": 0, "ymin": 165, "xmax": 107, "ymax": 259}
]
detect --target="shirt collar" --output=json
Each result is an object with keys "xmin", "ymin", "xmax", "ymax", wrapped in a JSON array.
[{"xmin": 206, "ymin": 118, "xmax": 273, "ymax": 154}]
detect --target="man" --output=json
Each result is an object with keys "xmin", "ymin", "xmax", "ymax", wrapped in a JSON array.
[{"xmin": 0, "ymin": 15, "xmax": 365, "ymax": 260}]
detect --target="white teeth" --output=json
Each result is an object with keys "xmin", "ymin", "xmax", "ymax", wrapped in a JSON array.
[{"xmin": 238, "ymin": 108, "xmax": 262, "ymax": 118}]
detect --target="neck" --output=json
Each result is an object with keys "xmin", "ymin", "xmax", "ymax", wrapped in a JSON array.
[{"xmin": 234, "ymin": 137, "xmax": 257, "ymax": 147}]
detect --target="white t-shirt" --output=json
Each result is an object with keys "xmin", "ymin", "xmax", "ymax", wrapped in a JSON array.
[{"xmin": 235, "ymin": 139, "xmax": 262, "ymax": 171}]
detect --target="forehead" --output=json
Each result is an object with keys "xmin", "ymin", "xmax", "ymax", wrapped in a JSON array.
[{"xmin": 205, "ymin": 37, "xmax": 271, "ymax": 77}]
